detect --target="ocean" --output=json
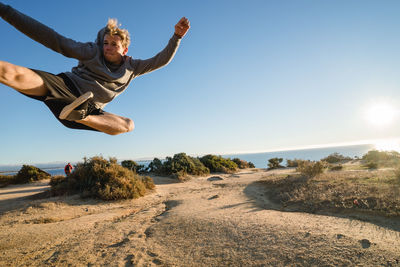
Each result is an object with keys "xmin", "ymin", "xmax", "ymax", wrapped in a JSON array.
[
  {"xmin": 0, "ymin": 144, "xmax": 376, "ymax": 176},
  {"xmin": 223, "ymin": 144, "xmax": 375, "ymax": 169}
]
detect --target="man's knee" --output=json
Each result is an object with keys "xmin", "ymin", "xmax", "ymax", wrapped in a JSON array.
[
  {"xmin": 106, "ymin": 119, "xmax": 133, "ymax": 135},
  {"xmin": 0, "ymin": 61, "xmax": 15, "ymax": 83},
  {"xmin": 126, "ymin": 118, "xmax": 135, "ymax": 132},
  {"xmin": 0, "ymin": 61, "xmax": 45, "ymax": 94}
]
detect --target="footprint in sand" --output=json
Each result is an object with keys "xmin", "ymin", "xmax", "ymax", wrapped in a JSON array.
[{"xmin": 208, "ymin": 195, "xmax": 220, "ymax": 200}]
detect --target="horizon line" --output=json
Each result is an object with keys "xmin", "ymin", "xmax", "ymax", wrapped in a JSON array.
[{"xmin": 1, "ymin": 137, "xmax": 398, "ymax": 167}]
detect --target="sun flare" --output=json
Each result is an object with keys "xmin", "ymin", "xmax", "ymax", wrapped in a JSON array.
[
  {"xmin": 364, "ymin": 103, "xmax": 398, "ymax": 127},
  {"xmin": 373, "ymin": 139, "xmax": 400, "ymax": 152}
]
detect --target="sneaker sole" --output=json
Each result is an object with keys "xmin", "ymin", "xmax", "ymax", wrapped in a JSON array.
[{"xmin": 59, "ymin": 91, "xmax": 94, "ymax": 120}]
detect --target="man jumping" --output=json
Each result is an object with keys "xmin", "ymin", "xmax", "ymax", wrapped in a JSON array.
[{"xmin": 0, "ymin": 2, "xmax": 190, "ymax": 135}]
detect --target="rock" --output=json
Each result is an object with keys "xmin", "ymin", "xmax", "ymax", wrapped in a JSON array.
[
  {"xmin": 337, "ymin": 234, "xmax": 345, "ymax": 239},
  {"xmin": 360, "ymin": 239, "xmax": 371, "ymax": 248},
  {"xmin": 207, "ymin": 176, "xmax": 223, "ymax": 181}
]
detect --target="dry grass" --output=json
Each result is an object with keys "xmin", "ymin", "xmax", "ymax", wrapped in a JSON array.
[
  {"xmin": 0, "ymin": 175, "xmax": 14, "ymax": 188},
  {"xmin": 260, "ymin": 165, "xmax": 400, "ymax": 217}
]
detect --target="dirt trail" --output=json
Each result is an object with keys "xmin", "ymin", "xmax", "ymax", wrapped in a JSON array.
[{"xmin": 0, "ymin": 169, "xmax": 399, "ymax": 266}]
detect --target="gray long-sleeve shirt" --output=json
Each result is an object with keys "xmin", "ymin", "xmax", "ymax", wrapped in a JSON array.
[{"xmin": 0, "ymin": 3, "xmax": 181, "ymax": 109}]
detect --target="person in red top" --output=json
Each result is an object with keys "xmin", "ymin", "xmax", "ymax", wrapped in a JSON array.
[{"xmin": 64, "ymin": 163, "xmax": 73, "ymax": 176}]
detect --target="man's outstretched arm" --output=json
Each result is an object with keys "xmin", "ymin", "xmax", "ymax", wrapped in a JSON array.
[
  {"xmin": 131, "ymin": 17, "xmax": 191, "ymax": 76},
  {"xmin": 0, "ymin": 2, "xmax": 95, "ymax": 60}
]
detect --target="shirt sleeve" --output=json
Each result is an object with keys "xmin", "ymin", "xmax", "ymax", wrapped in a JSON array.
[
  {"xmin": 129, "ymin": 34, "xmax": 182, "ymax": 76},
  {"xmin": 0, "ymin": 3, "xmax": 96, "ymax": 60}
]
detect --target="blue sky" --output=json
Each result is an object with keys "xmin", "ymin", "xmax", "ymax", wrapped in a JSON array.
[{"xmin": 1, "ymin": 0, "xmax": 400, "ymax": 165}]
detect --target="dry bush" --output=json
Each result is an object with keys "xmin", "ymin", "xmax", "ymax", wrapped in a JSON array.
[
  {"xmin": 267, "ymin": 158, "xmax": 284, "ymax": 170},
  {"xmin": 394, "ymin": 167, "xmax": 400, "ymax": 184},
  {"xmin": 321, "ymin": 152, "xmax": 352, "ymax": 163},
  {"xmin": 232, "ymin": 158, "xmax": 255, "ymax": 169},
  {"xmin": 296, "ymin": 160, "xmax": 327, "ymax": 178},
  {"xmin": 286, "ymin": 159, "xmax": 301, "ymax": 167},
  {"xmin": 50, "ymin": 156, "xmax": 155, "ymax": 200},
  {"xmin": 0, "ymin": 174, "xmax": 15, "ymax": 187},
  {"xmin": 362, "ymin": 150, "xmax": 400, "ymax": 168},
  {"xmin": 364, "ymin": 161, "xmax": 378, "ymax": 169},
  {"xmin": 14, "ymin": 165, "xmax": 50, "ymax": 184},
  {"xmin": 329, "ymin": 164, "xmax": 343, "ymax": 171},
  {"xmin": 260, "ymin": 168, "xmax": 400, "ymax": 216}
]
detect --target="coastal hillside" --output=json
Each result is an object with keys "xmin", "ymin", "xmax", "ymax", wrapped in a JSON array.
[{"xmin": 0, "ymin": 161, "xmax": 399, "ymax": 266}]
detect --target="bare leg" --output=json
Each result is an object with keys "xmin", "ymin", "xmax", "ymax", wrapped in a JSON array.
[
  {"xmin": 0, "ymin": 60, "xmax": 48, "ymax": 96},
  {"xmin": 0, "ymin": 60, "xmax": 133, "ymax": 135},
  {"xmin": 77, "ymin": 112, "xmax": 134, "ymax": 135}
]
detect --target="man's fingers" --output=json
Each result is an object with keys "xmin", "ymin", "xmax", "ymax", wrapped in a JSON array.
[
  {"xmin": 175, "ymin": 17, "xmax": 190, "ymax": 37},
  {"xmin": 178, "ymin": 17, "xmax": 190, "ymax": 27}
]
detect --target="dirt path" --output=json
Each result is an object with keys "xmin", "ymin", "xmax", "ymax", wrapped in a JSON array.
[
  {"xmin": 0, "ymin": 169, "xmax": 399, "ymax": 266},
  {"xmin": 0, "ymin": 180, "xmax": 50, "ymax": 214}
]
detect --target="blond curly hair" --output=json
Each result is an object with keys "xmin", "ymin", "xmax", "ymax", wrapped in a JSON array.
[{"xmin": 104, "ymin": 18, "xmax": 131, "ymax": 48}]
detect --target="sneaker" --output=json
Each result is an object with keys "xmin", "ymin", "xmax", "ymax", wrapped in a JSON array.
[{"xmin": 59, "ymin": 91, "xmax": 94, "ymax": 121}]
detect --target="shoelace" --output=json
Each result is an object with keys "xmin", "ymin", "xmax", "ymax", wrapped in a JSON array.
[{"xmin": 86, "ymin": 101, "xmax": 97, "ymax": 116}]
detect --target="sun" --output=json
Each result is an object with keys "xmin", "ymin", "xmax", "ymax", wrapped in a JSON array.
[{"xmin": 364, "ymin": 103, "xmax": 398, "ymax": 127}]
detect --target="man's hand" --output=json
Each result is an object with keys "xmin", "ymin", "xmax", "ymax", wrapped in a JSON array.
[{"xmin": 175, "ymin": 17, "xmax": 190, "ymax": 38}]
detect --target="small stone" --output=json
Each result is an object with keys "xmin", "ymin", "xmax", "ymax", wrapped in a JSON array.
[
  {"xmin": 207, "ymin": 176, "xmax": 223, "ymax": 181},
  {"xmin": 360, "ymin": 239, "xmax": 371, "ymax": 248}
]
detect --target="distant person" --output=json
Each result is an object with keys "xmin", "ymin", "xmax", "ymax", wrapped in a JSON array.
[
  {"xmin": 64, "ymin": 163, "xmax": 73, "ymax": 176},
  {"xmin": 0, "ymin": 3, "xmax": 190, "ymax": 135}
]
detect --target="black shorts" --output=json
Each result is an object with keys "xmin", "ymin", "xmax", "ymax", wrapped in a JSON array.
[{"xmin": 26, "ymin": 69, "xmax": 103, "ymax": 132}]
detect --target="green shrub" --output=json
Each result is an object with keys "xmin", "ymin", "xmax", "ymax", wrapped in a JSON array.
[
  {"xmin": 267, "ymin": 158, "xmax": 284, "ymax": 170},
  {"xmin": 163, "ymin": 153, "xmax": 210, "ymax": 180},
  {"xmin": 148, "ymin": 153, "xmax": 242, "ymax": 178},
  {"xmin": 232, "ymin": 158, "xmax": 255, "ymax": 169},
  {"xmin": 296, "ymin": 160, "xmax": 327, "ymax": 178},
  {"xmin": 200, "ymin": 154, "xmax": 238, "ymax": 173},
  {"xmin": 50, "ymin": 156, "xmax": 154, "ymax": 200},
  {"xmin": 322, "ymin": 153, "xmax": 352, "ymax": 164},
  {"xmin": 148, "ymin": 158, "xmax": 164, "ymax": 174},
  {"xmin": 394, "ymin": 167, "xmax": 400, "ymax": 184},
  {"xmin": 147, "ymin": 153, "xmax": 210, "ymax": 180},
  {"xmin": 121, "ymin": 160, "xmax": 146, "ymax": 173},
  {"xmin": 14, "ymin": 165, "xmax": 50, "ymax": 184},
  {"xmin": 362, "ymin": 150, "xmax": 400, "ymax": 168},
  {"xmin": 364, "ymin": 161, "xmax": 378, "ymax": 169},
  {"xmin": 329, "ymin": 164, "xmax": 343, "ymax": 171},
  {"xmin": 286, "ymin": 159, "xmax": 301, "ymax": 167}
]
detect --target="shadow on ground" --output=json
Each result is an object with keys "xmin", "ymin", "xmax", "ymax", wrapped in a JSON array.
[{"xmin": 0, "ymin": 175, "xmax": 178, "ymax": 215}]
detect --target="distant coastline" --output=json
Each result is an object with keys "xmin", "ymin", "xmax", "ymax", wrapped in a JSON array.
[
  {"xmin": 223, "ymin": 143, "xmax": 375, "ymax": 169},
  {"xmin": 0, "ymin": 143, "xmax": 377, "ymax": 174}
]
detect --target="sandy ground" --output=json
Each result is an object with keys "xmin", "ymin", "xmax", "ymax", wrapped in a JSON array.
[{"xmin": 0, "ymin": 169, "xmax": 399, "ymax": 266}]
